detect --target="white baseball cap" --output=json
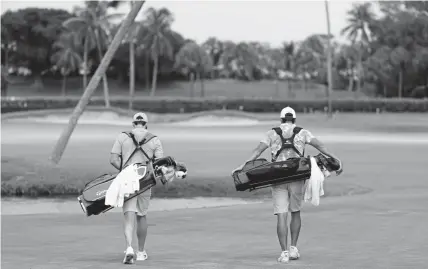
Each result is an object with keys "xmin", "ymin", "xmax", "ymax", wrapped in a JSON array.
[
  {"xmin": 133, "ymin": 112, "xmax": 148, "ymax": 123},
  {"xmin": 280, "ymin": 106, "xmax": 296, "ymax": 119}
]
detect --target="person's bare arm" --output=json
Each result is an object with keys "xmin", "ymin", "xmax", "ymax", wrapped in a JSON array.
[
  {"xmin": 110, "ymin": 153, "xmax": 122, "ymax": 170},
  {"xmin": 231, "ymin": 142, "xmax": 269, "ymax": 175},
  {"xmin": 153, "ymin": 138, "xmax": 164, "ymax": 159},
  {"xmin": 308, "ymin": 138, "xmax": 338, "ymax": 159},
  {"xmin": 308, "ymin": 137, "xmax": 343, "ymax": 174}
]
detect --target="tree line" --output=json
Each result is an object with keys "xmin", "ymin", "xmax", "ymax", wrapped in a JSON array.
[{"xmin": 1, "ymin": 0, "xmax": 428, "ymax": 99}]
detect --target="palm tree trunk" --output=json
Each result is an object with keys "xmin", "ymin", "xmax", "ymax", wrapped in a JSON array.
[
  {"xmin": 398, "ymin": 69, "xmax": 403, "ymax": 98},
  {"xmin": 150, "ymin": 54, "xmax": 158, "ymax": 97},
  {"xmin": 129, "ymin": 0, "xmax": 135, "ymax": 110},
  {"xmin": 145, "ymin": 53, "xmax": 150, "ymax": 91},
  {"xmin": 357, "ymin": 48, "xmax": 362, "ymax": 92},
  {"xmin": 129, "ymin": 41, "xmax": 135, "ymax": 110},
  {"xmin": 200, "ymin": 72, "xmax": 205, "ymax": 98},
  {"xmin": 324, "ymin": 0, "xmax": 333, "ymax": 118},
  {"xmin": 49, "ymin": 0, "xmax": 146, "ymax": 165},
  {"xmin": 274, "ymin": 79, "xmax": 279, "ymax": 98},
  {"xmin": 95, "ymin": 30, "xmax": 110, "ymax": 108},
  {"xmin": 347, "ymin": 59, "xmax": 353, "ymax": 92},
  {"xmin": 303, "ymin": 75, "xmax": 307, "ymax": 91},
  {"xmin": 4, "ymin": 47, "xmax": 9, "ymax": 70},
  {"xmin": 83, "ymin": 37, "xmax": 89, "ymax": 90},
  {"xmin": 189, "ymin": 72, "xmax": 195, "ymax": 98},
  {"xmin": 62, "ymin": 74, "xmax": 67, "ymax": 96}
]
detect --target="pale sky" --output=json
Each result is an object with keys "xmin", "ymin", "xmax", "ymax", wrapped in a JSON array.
[{"xmin": 0, "ymin": 0, "xmax": 368, "ymax": 47}]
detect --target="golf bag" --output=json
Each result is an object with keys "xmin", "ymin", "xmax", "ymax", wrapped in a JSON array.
[
  {"xmin": 77, "ymin": 156, "xmax": 187, "ymax": 216},
  {"xmin": 232, "ymin": 125, "xmax": 340, "ymax": 192},
  {"xmin": 77, "ymin": 162, "xmax": 156, "ymax": 216},
  {"xmin": 77, "ymin": 130, "xmax": 187, "ymax": 216},
  {"xmin": 232, "ymin": 153, "xmax": 340, "ymax": 192}
]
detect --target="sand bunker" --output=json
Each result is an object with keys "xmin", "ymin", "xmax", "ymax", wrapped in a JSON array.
[
  {"xmin": 170, "ymin": 115, "xmax": 261, "ymax": 126},
  {"xmin": 1, "ymin": 197, "xmax": 264, "ymax": 216},
  {"xmin": 7, "ymin": 111, "xmax": 264, "ymax": 127},
  {"xmin": 11, "ymin": 111, "xmax": 132, "ymax": 126}
]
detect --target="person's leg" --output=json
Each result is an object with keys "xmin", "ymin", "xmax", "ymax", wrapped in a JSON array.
[
  {"xmin": 124, "ymin": 211, "xmax": 137, "ymax": 248},
  {"xmin": 136, "ymin": 215, "xmax": 148, "ymax": 250},
  {"xmin": 290, "ymin": 211, "xmax": 301, "ymax": 247},
  {"xmin": 122, "ymin": 196, "xmax": 139, "ymax": 248},
  {"xmin": 122, "ymin": 196, "xmax": 138, "ymax": 264},
  {"xmin": 136, "ymin": 188, "xmax": 151, "ymax": 251},
  {"xmin": 272, "ymin": 184, "xmax": 290, "ymax": 263},
  {"xmin": 136, "ymin": 188, "xmax": 151, "ymax": 261},
  {"xmin": 288, "ymin": 180, "xmax": 305, "ymax": 259},
  {"xmin": 276, "ymin": 213, "xmax": 288, "ymax": 251}
]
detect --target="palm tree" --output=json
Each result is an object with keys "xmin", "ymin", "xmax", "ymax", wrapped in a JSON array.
[
  {"xmin": 126, "ymin": 1, "xmax": 141, "ymax": 109},
  {"xmin": 109, "ymin": 0, "xmax": 142, "ymax": 109},
  {"xmin": 63, "ymin": 1, "xmax": 124, "ymax": 107},
  {"xmin": 341, "ymin": 2, "xmax": 376, "ymax": 92},
  {"xmin": 220, "ymin": 41, "xmax": 260, "ymax": 81},
  {"xmin": 51, "ymin": 33, "xmax": 83, "ymax": 96},
  {"xmin": 175, "ymin": 41, "xmax": 213, "ymax": 97},
  {"xmin": 365, "ymin": 46, "xmax": 395, "ymax": 97},
  {"xmin": 282, "ymin": 42, "xmax": 297, "ymax": 93},
  {"xmin": 390, "ymin": 47, "xmax": 411, "ymax": 98},
  {"xmin": 325, "ymin": 0, "xmax": 333, "ymax": 118},
  {"xmin": 337, "ymin": 44, "xmax": 359, "ymax": 92},
  {"xmin": 1, "ymin": 22, "xmax": 13, "ymax": 97},
  {"xmin": 139, "ymin": 7, "xmax": 176, "ymax": 96},
  {"xmin": 50, "ymin": 1, "xmax": 146, "ymax": 165},
  {"xmin": 202, "ymin": 37, "xmax": 224, "ymax": 78}
]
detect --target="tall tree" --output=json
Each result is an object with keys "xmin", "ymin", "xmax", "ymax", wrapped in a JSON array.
[
  {"xmin": 121, "ymin": 1, "xmax": 142, "ymax": 109},
  {"xmin": 109, "ymin": 0, "xmax": 142, "ymax": 109},
  {"xmin": 175, "ymin": 41, "xmax": 213, "ymax": 97},
  {"xmin": 63, "ymin": 1, "xmax": 124, "ymax": 107},
  {"xmin": 325, "ymin": 0, "xmax": 333, "ymax": 118},
  {"xmin": 336, "ymin": 44, "xmax": 359, "ymax": 92},
  {"xmin": 341, "ymin": 2, "xmax": 376, "ymax": 92},
  {"xmin": 49, "ymin": 1, "xmax": 146, "ymax": 165},
  {"xmin": 139, "ymin": 7, "xmax": 176, "ymax": 96},
  {"xmin": 51, "ymin": 33, "xmax": 83, "ymax": 96},
  {"xmin": 202, "ymin": 37, "xmax": 224, "ymax": 78},
  {"xmin": 282, "ymin": 42, "xmax": 297, "ymax": 93},
  {"xmin": 220, "ymin": 41, "xmax": 260, "ymax": 81},
  {"xmin": 1, "ymin": 8, "xmax": 72, "ymax": 90}
]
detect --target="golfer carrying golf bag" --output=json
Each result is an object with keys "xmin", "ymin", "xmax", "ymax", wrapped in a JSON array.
[
  {"xmin": 110, "ymin": 112, "xmax": 163, "ymax": 264},
  {"xmin": 232, "ymin": 106, "xmax": 343, "ymax": 263}
]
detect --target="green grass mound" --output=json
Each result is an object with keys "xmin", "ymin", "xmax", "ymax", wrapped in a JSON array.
[{"xmin": 1, "ymin": 157, "xmax": 371, "ymax": 199}]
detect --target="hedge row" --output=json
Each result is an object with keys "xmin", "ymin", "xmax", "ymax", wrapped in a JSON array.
[{"xmin": 2, "ymin": 96, "xmax": 428, "ymax": 113}]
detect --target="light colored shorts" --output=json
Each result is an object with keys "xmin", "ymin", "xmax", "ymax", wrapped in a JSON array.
[
  {"xmin": 123, "ymin": 188, "xmax": 152, "ymax": 216},
  {"xmin": 271, "ymin": 180, "xmax": 305, "ymax": 215}
]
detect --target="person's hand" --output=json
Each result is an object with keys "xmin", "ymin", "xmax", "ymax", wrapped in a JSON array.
[
  {"xmin": 335, "ymin": 159, "xmax": 343, "ymax": 175},
  {"xmin": 231, "ymin": 164, "xmax": 245, "ymax": 176}
]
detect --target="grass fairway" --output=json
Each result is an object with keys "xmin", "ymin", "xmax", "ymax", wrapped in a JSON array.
[
  {"xmin": 1, "ymin": 121, "xmax": 365, "ymax": 199},
  {"xmin": 2, "ymin": 113, "xmax": 428, "ymax": 268},
  {"xmin": 2, "ymin": 112, "xmax": 428, "ymax": 198},
  {"xmin": 2, "ymin": 141, "xmax": 428, "ymax": 268}
]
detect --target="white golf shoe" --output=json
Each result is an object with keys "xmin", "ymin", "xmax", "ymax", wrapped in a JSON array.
[
  {"xmin": 277, "ymin": 250, "xmax": 290, "ymax": 263},
  {"xmin": 123, "ymin": 246, "xmax": 135, "ymax": 264}
]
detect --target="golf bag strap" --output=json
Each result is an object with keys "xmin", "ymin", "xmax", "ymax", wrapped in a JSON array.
[
  {"xmin": 120, "ymin": 132, "xmax": 157, "ymax": 170},
  {"xmin": 272, "ymin": 127, "xmax": 304, "ymax": 161}
]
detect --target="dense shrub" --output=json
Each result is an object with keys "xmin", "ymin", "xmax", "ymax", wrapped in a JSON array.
[{"xmin": 2, "ymin": 96, "xmax": 428, "ymax": 113}]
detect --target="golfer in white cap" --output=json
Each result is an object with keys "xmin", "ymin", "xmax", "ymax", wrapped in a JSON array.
[
  {"xmin": 110, "ymin": 112, "xmax": 164, "ymax": 264},
  {"xmin": 232, "ymin": 106, "xmax": 342, "ymax": 263}
]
